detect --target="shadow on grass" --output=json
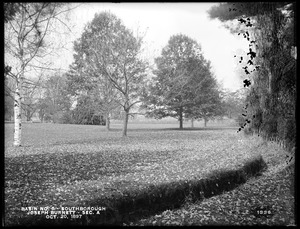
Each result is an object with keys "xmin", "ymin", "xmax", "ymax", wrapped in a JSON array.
[
  {"xmin": 153, "ymin": 127, "xmax": 238, "ymax": 131},
  {"xmin": 109, "ymin": 126, "xmax": 238, "ymax": 132}
]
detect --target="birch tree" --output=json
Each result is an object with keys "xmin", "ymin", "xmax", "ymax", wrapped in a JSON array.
[{"xmin": 4, "ymin": 3, "xmax": 76, "ymax": 146}]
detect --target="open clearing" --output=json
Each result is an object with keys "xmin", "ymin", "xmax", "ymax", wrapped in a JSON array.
[{"xmin": 4, "ymin": 122, "xmax": 295, "ymax": 226}]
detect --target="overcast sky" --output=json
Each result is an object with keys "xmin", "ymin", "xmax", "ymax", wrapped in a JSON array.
[{"xmin": 54, "ymin": 2, "xmax": 249, "ymax": 91}]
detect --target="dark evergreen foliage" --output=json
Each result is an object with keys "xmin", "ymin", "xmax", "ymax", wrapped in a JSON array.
[
  {"xmin": 209, "ymin": 2, "xmax": 296, "ymax": 151},
  {"xmin": 71, "ymin": 95, "xmax": 106, "ymax": 126}
]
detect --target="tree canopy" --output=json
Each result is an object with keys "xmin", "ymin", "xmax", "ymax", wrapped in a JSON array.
[
  {"xmin": 141, "ymin": 34, "xmax": 222, "ymax": 129},
  {"xmin": 208, "ymin": 2, "xmax": 296, "ymax": 150},
  {"xmin": 67, "ymin": 11, "xmax": 148, "ymax": 136}
]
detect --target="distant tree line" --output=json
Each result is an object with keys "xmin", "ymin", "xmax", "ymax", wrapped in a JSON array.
[{"xmin": 5, "ymin": 7, "xmax": 247, "ymax": 145}]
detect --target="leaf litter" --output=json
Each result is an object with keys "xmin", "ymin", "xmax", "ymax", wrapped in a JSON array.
[{"xmin": 4, "ymin": 123, "xmax": 295, "ymax": 225}]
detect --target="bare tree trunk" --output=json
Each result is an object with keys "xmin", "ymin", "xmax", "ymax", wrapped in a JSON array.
[
  {"xmin": 191, "ymin": 117, "xmax": 194, "ymax": 128},
  {"xmin": 39, "ymin": 111, "xmax": 44, "ymax": 123},
  {"xmin": 122, "ymin": 109, "xmax": 129, "ymax": 137},
  {"xmin": 14, "ymin": 76, "xmax": 22, "ymax": 146},
  {"xmin": 179, "ymin": 107, "xmax": 183, "ymax": 129},
  {"xmin": 106, "ymin": 113, "xmax": 110, "ymax": 131},
  {"xmin": 26, "ymin": 109, "xmax": 32, "ymax": 121},
  {"xmin": 204, "ymin": 117, "xmax": 208, "ymax": 127}
]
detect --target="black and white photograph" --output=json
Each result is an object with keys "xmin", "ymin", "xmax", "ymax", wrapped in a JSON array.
[{"xmin": 4, "ymin": 2, "xmax": 296, "ymax": 226}]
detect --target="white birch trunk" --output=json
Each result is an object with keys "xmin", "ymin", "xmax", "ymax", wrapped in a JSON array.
[{"xmin": 13, "ymin": 77, "xmax": 22, "ymax": 146}]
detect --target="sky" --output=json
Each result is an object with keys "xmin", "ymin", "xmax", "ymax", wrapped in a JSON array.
[{"xmin": 52, "ymin": 2, "xmax": 249, "ymax": 92}]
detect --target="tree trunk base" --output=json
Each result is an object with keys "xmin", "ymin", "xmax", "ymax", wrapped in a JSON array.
[{"xmin": 122, "ymin": 110, "xmax": 129, "ymax": 137}]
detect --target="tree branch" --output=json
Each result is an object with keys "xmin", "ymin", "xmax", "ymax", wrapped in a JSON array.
[{"xmin": 128, "ymin": 100, "xmax": 141, "ymax": 109}]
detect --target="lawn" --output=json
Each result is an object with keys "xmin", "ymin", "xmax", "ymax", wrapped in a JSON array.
[{"xmin": 4, "ymin": 122, "xmax": 295, "ymax": 226}]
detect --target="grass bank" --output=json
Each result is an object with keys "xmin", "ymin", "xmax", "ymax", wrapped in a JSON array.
[{"xmin": 4, "ymin": 123, "xmax": 295, "ymax": 226}]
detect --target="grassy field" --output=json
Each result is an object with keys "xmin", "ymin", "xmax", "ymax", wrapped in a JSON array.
[{"xmin": 4, "ymin": 122, "xmax": 295, "ymax": 226}]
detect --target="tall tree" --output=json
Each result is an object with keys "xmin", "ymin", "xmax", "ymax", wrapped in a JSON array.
[
  {"xmin": 183, "ymin": 61, "xmax": 223, "ymax": 127},
  {"xmin": 70, "ymin": 12, "xmax": 147, "ymax": 136},
  {"xmin": 208, "ymin": 2, "xmax": 296, "ymax": 149},
  {"xmin": 4, "ymin": 3, "xmax": 74, "ymax": 146},
  {"xmin": 141, "ymin": 34, "xmax": 220, "ymax": 129}
]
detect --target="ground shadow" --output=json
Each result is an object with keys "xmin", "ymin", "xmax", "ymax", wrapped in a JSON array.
[{"xmin": 113, "ymin": 126, "xmax": 239, "ymax": 132}]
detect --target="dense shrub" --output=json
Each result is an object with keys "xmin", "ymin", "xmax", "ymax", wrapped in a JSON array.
[
  {"xmin": 70, "ymin": 95, "xmax": 106, "ymax": 126},
  {"xmin": 242, "ymin": 155, "xmax": 268, "ymax": 179},
  {"xmin": 44, "ymin": 114, "xmax": 52, "ymax": 122},
  {"xmin": 91, "ymin": 114, "xmax": 106, "ymax": 125},
  {"xmin": 60, "ymin": 111, "xmax": 74, "ymax": 124}
]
